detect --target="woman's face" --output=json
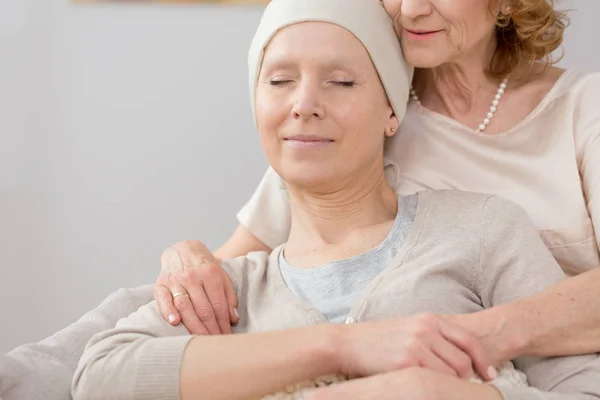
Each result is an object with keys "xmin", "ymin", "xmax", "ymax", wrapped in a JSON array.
[
  {"xmin": 255, "ymin": 22, "xmax": 396, "ymax": 190},
  {"xmin": 381, "ymin": 0, "xmax": 501, "ymax": 68}
]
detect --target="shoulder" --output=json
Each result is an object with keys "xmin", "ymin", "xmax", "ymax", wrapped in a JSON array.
[
  {"xmin": 547, "ymin": 67, "xmax": 600, "ymax": 103},
  {"xmin": 420, "ymin": 189, "xmax": 495, "ymax": 213},
  {"xmin": 556, "ymin": 69, "xmax": 600, "ymax": 145},
  {"xmin": 478, "ymin": 195, "xmax": 530, "ymax": 223},
  {"xmin": 220, "ymin": 250, "xmax": 272, "ymax": 291},
  {"xmin": 416, "ymin": 190, "xmax": 496, "ymax": 237},
  {"xmin": 419, "ymin": 190, "xmax": 529, "ymax": 231}
]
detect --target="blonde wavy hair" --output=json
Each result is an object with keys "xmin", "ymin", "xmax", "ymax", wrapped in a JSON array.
[{"xmin": 489, "ymin": 0, "xmax": 569, "ymax": 78}]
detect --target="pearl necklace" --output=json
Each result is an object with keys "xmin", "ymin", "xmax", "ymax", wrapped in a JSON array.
[{"xmin": 409, "ymin": 77, "xmax": 509, "ymax": 133}]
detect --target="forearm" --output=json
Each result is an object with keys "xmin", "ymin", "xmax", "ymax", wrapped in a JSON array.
[
  {"xmin": 484, "ymin": 267, "xmax": 600, "ymax": 360},
  {"xmin": 180, "ymin": 324, "xmax": 341, "ymax": 400},
  {"xmin": 495, "ymin": 386, "xmax": 600, "ymax": 400},
  {"xmin": 432, "ymin": 374, "xmax": 502, "ymax": 400},
  {"xmin": 430, "ymin": 372, "xmax": 594, "ymax": 400}
]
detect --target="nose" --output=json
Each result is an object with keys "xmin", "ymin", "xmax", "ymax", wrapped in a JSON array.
[
  {"xmin": 400, "ymin": 0, "xmax": 432, "ymax": 19},
  {"xmin": 291, "ymin": 81, "xmax": 325, "ymax": 120}
]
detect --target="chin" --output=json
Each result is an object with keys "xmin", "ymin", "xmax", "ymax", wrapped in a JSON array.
[
  {"xmin": 276, "ymin": 164, "xmax": 338, "ymax": 191},
  {"xmin": 402, "ymin": 46, "xmax": 449, "ymax": 69}
]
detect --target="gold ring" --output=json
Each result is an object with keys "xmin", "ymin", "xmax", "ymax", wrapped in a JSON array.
[{"xmin": 172, "ymin": 292, "xmax": 189, "ymax": 299}]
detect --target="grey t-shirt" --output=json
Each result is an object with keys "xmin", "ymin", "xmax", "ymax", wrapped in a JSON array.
[{"xmin": 279, "ymin": 194, "xmax": 418, "ymax": 324}]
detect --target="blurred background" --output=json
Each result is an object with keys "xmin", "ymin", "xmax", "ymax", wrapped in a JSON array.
[{"xmin": 0, "ymin": 0, "xmax": 598, "ymax": 352}]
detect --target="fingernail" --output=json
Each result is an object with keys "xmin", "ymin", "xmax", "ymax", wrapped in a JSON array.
[
  {"xmin": 168, "ymin": 314, "xmax": 177, "ymax": 324},
  {"xmin": 487, "ymin": 366, "xmax": 497, "ymax": 379},
  {"xmin": 234, "ymin": 308, "xmax": 239, "ymax": 318}
]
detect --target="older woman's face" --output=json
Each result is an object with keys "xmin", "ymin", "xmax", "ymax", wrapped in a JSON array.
[
  {"xmin": 382, "ymin": 0, "xmax": 500, "ymax": 68},
  {"xmin": 255, "ymin": 22, "xmax": 396, "ymax": 190}
]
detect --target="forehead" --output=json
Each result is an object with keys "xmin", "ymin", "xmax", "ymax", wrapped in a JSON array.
[{"xmin": 261, "ymin": 21, "xmax": 374, "ymax": 70}]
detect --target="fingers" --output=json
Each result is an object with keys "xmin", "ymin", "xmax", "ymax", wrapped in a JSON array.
[
  {"xmin": 394, "ymin": 332, "xmax": 458, "ymax": 378},
  {"xmin": 154, "ymin": 283, "xmax": 181, "ymax": 325},
  {"xmin": 170, "ymin": 283, "xmax": 210, "ymax": 335},
  {"xmin": 436, "ymin": 317, "xmax": 495, "ymax": 380},
  {"xmin": 429, "ymin": 335, "xmax": 475, "ymax": 379},
  {"xmin": 222, "ymin": 271, "xmax": 240, "ymax": 324},
  {"xmin": 201, "ymin": 265, "xmax": 233, "ymax": 334},
  {"xmin": 178, "ymin": 265, "xmax": 226, "ymax": 335},
  {"xmin": 157, "ymin": 240, "xmax": 239, "ymax": 335}
]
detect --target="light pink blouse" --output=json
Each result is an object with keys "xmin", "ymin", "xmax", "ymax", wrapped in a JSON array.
[{"xmin": 238, "ymin": 69, "xmax": 600, "ymax": 276}]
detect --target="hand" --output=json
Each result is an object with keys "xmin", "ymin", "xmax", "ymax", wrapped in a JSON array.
[
  {"xmin": 305, "ymin": 368, "xmax": 503, "ymax": 400},
  {"xmin": 154, "ymin": 240, "xmax": 239, "ymax": 335},
  {"xmin": 445, "ymin": 308, "xmax": 523, "ymax": 366},
  {"xmin": 337, "ymin": 313, "xmax": 497, "ymax": 381}
]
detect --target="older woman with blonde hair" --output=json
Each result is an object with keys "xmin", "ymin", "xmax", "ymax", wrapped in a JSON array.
[{"xmin": 154, "ymin": 0, "xmax": 600, "ymax": 384}]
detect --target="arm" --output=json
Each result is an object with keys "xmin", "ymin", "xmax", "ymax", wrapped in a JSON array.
[
  {"xmin": 459, "ymin": 73, "xmax": 600, "ymax": 362},
  {"xmin": 235, "ymin": 166, "xmax": 291, "ymax": 250},
  {"xmin": 213, "ymin": 223, "xmax": 272, "ymax": 263},
  {"xmin": 0, "ymin": 284, "xmax": 153, "ymax": 400},
  {"xmin": 477, "ymin": 197, "xmax": 600, "ymax": 399},
  {"xmin": 306, "ymin": 368, "xmax": 503, "ymax": 400},
  {"xmin": 71, "ymin": 299, "xmax": 340, "ymax": 400}
]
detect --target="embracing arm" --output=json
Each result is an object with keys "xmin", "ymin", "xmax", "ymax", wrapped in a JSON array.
[
  {"xmin": 474, "ymin": 196, "xmax": 600, "ymax": 399},
  {"xmin": 481, "ymin": 268, "xmax": 600, "ymax": 360},
  {"xmin": 489, "ymin": 72, "xmax": 600, "ymax": 361},
  {"xmin": 306, "ymin": 367, "xmax": 504, "ymax": 400},
  {"xmin": 454, "ymin": 74, "xmax": 600, "ymax": 363},
  {"xmin": 71, "ymin": 300, "xmax": 341, "ymax": 400}
]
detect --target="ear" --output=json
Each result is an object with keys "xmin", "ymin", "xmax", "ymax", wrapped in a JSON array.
[
  {"xmin": 497, "ymin": 0, "xmax": 513, "ymax": 16},
  {"xmin": 385, "ymin": 113, "xmax": 400, "ymax": 137}
]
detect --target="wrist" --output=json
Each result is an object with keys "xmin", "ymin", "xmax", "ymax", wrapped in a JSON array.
[
  {"xmin": 482, "ymin": 302, "xmax": 531, "ymax": 361},
  {"xmin": 311, "ymin": 324, "xmax": 347, "ymax": 376}
]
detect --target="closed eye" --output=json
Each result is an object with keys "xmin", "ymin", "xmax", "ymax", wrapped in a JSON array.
[
  {"xmin": 269, "ymin": 80, "xmax": 292, "ymax": 86},
  {"xmin": 333, "ymin": 81, "xmax": 355, "ymax": 87}
]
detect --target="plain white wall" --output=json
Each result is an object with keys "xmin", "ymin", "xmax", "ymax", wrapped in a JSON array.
[
  {"xmin": 0, "ymin": 0, "xmax": 267, "ymax": 352},
  {"xmin": 0, "ymin": 0, "xmax": 599, "ymax": 353}
]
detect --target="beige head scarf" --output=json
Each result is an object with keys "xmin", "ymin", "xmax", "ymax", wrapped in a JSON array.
[{"xmin": 247, "ymin": 0, "xmax": 413, "ymax": 127}]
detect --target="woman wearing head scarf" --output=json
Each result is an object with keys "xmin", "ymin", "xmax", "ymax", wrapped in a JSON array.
[{"xmin": 156, "ymin": 0, "xmax": 600, "ymax": 379}]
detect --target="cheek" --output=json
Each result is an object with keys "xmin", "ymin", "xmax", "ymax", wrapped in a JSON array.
[
  {"xmin": 340, "ymin": 101, "xmax": 388, "ymax": 147},
  {"xmin": 445, "ymin": 2, "xmax": 496, "ymax": 47},
  {"xmin": 255, "ymin": 92, "xmax": 288, "ymax": 135},
  {"xmin": 381, "ymin": 0, "xmax": 400, "ymax": 18}
]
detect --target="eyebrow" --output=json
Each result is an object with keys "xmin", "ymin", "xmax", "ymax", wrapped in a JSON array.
[{"xmin": 261, "ymin": 54, "xmax": 362, "ymax": 74}]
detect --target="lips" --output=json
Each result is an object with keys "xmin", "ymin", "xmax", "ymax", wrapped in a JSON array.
[
  {"xmin": 283, "ymin": 135, "xmax": 334, "ymax": 149},
  {"xmin": 284, "ymin": 135, "xmax": 333, "ymax": 142},
  {"xmin": 405, "ymin": 28, "xmax": 442, "ymax": 35}
]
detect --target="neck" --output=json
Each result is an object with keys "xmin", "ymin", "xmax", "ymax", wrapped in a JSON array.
[
  {"xmin": 284, "ymin": 164, "xmax": 398, "ymax": 254},
  {"xmin": 414, "ymin": 36, "xmax": 503, "ymax": 113}
]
